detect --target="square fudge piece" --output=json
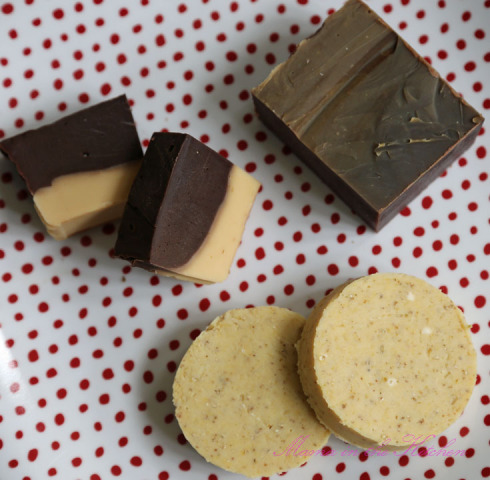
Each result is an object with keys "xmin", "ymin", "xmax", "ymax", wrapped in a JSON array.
[
  {"xmin": 0, "ymin": 95, "xmax": 143, "ymax": 239},
  {"xmin": 114, "ymin": 132, "xmax": 261, "ymax": 284},
  {"xmin": 252, "ymin": 0, "xmax": 483, "ymax": 230}
]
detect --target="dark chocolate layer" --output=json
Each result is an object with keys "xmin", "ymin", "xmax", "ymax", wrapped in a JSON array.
[
  {"xmin": 0, "ymin": 95, "xmax": 143, "ymax": 193},
  {"xmin": 115, "ymin": 132, "xmax": 232, "ymax": 270},
  {"xmin": 253, "ymin": 0, "xmax": 483, "ymax": 230}
]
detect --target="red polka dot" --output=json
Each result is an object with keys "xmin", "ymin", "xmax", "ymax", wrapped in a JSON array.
[
  {"xmin": 199, "ymin": 298, "xmax": 210, "ymax": 311},
  {"xmin": 475, "ymin": 295, "xmax": 486, "ymax": 308},
  {"xmin": 399, "ymin": 455, "xmax": 409, "ymax": 466},
  {"xmin": 477, "ymin": 146, "xmax": 487, "ymax": 158},
  {"xmin": 2, "ymin": 3, "xmax": 14, "ymax": 14},
  {"xmin": 336, "ymin": 462, "xmax": 346, "ymax": 472},
  {"xmin": 177, "ymin": 309, "xmax": 188, "ymax": 320},
  {"xmin": 53, "ymin": 8, "xmax": 64, "ymax": 19},
  {"xmin": 54, "ymin": 413, "xmax": 65, "ymax": 425},
  {"xmin": 111, "ymin": 466, "xmax": 122, "ymax": 476},
  {"xmin": 130, "ymin": 456, "xmax": 142, "ymax": 466},
  {"xmin": 28, "ymin": 448, "xmax": 38, "ymax": 461},
  {"xmin": 380, "ymin": 466, "xmax": 390, "ymax": 476},
  {"xmin": 422, "ymin": 196, "xmax": 433, "ymax": 209},
  {"xmin": 220, "ymin": 291, "xmax": 230, "ymax": 302},
  {"xmin": 38, "ymin": 302, "xmax": 49, "ymax": 313},
  {"xmin": 273, "ymin": 265, "xmax": 284, "ymax": 275},
  {"xmin": 426, "ymin": 267, "xmax": 438, "ymax": 277},
  {"xmin": 348, "ymin": 256, "xmax": 359, "ymax": 267},
  {"xmin": 327, "ymin": 264, "xmax": 339, "ymax": 275},
  {"xmin": 457, "ymin": 39, "xmax": 466, "ymax": 50},
  {"xmin": 262, "ymin": 199, "xmax": 273, "ymax": 210},
  {"xmin": 400, "ymin": 206, "xmax": 411, "ymax": 216}
]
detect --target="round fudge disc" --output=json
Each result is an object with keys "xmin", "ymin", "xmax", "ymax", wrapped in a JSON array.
[
  {"xmin": 173, "ymin": 306, "xmax": 330, "ymax": 477},
  {"xmin": 297, "ymin": 273, "xmax": 477, "ymax": 449}
]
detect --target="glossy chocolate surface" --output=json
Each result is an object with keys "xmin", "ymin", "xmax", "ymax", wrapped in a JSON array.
[
  {"xmin": 253, "ymin": 0, "xmax": 483, "ymax": 229},
  {"xmin": 0, "ymin": 95, "xmax": 143, "ymax": 193},
  {"xmin": 114, "ymin": 132, "xmax": 232, "ymax": 270}
]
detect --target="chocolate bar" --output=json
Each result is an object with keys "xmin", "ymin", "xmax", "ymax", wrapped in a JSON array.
[
  {"xmin": 0, "ymin": 95, "xmax": 143, "ymax": 239},
  {"xmin": 252, "ymin": 0, "xmax": 484, "ymax": 230},
  {"xmin": 114, "ymin": 132, "xmax": 260, "ymax": 284}
]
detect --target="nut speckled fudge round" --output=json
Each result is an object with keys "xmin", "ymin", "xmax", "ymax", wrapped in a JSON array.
[
  {"xmin": 297, "ymin": 273, "xmax": 477, "ymax": 449},
  {"xmin": 173, "ymin": 307, "xmax": 330, "ymax": 477}
]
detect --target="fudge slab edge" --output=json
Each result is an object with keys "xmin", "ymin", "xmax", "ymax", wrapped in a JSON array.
[
  {"xmin": 252, "ymin": 0, "xmax": 484, "ymax": 230},
  {"xmin": 0, "ymin": 95, "xmax": 143, "ymax": 239},
  {"xmin": 114, "ymin": 132, "xmax": 260, "ymax": 284}
]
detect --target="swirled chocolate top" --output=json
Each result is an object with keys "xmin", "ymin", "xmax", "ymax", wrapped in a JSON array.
[{"xmin": 253, "ymin": 0, "xmax": 483, "ymax": 228}]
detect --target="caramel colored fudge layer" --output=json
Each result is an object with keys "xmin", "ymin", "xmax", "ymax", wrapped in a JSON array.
[
  {"xmin": 34, "ymin": 161, "xmax": 141, "ymax": 240},
  {"xmin": 0, "ymin": 95, "xmax": 143, "ymax": 240},
  {"xmin": 173, "ymin": 307, "xmax": 330, "ymax": 478},
  {"xmin": 252, "ymin": 0, "xmax": 483, "ymax": 230},
  {"xmin": 114, "ymin": 132, "xmax": 260, "ymax": 284},
  {"xmin": 297, "ymin": 273, "xmax": 477, "ymax": 449}
]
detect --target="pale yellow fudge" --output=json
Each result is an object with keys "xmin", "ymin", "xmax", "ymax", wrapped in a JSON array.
[
  {"xmin": 297, "ymin": 273, "xmax": 477, "ymax": 449},
  {"xmin": 34, "ymin": 162, "xmax": 141, "ymax": 240},
  {"xmin": 163, "ymin": 165, "xmax": 260, "ymax": 284},
  {"xmin": 173, "ymin": 307, "xmax": 330, "ymax": 477}
]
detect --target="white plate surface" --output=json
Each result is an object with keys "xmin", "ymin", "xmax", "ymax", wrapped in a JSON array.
[{"xmin": 0, "ymin": 1, "xmax": 489, "ymax": 479}]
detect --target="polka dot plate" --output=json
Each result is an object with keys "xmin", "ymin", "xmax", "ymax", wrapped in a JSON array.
[{"xmin": 0, "ymin": 1, "xmax": 489, "ymax": 479}]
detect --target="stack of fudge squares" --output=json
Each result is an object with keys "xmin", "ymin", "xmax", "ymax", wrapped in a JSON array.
[{"xmin": 0, "ymin": 96, "xmax": 260, "ymax": 284}]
